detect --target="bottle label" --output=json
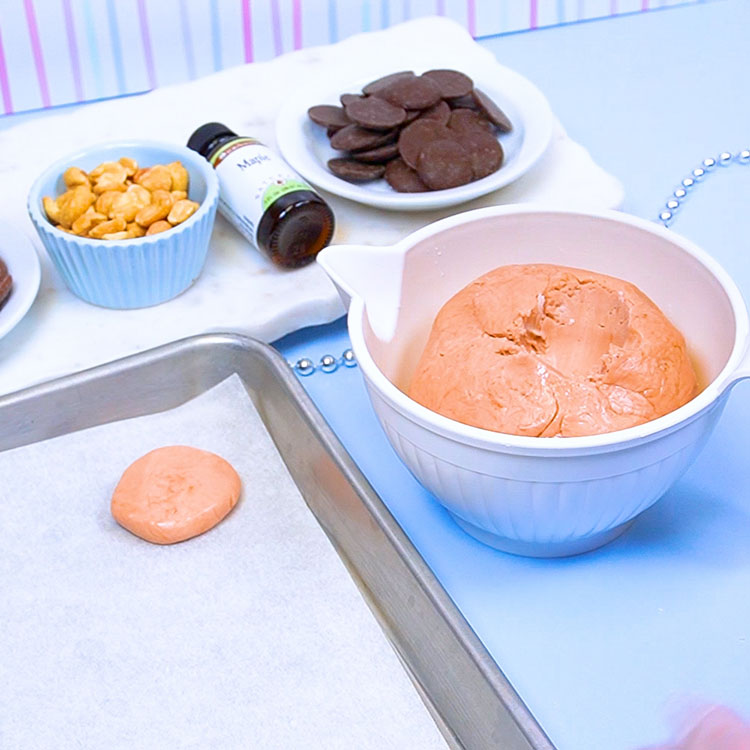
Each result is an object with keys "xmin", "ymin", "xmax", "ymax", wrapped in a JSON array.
[{"xmin": 209, "ymin": 138, "xmax": 312, "ymax": 248}]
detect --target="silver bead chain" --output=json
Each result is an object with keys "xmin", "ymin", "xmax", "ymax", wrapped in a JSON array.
[
  {"xmin": 658, "ymin": 148, "xmax": 750, "ymax": 226},
  {"xmin": 291, "ymin": 348, "xmax": 357, "ymax": 376}
]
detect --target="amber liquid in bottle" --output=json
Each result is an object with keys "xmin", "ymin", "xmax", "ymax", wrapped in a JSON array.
[{"xmin": 257, "ymin": 189, "xmax": 334, "ymax": 269}]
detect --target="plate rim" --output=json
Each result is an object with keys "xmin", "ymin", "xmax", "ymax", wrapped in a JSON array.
[
  {"xmin": 0, "ymin": 225, "xmax": 42, "ymax": 341},
  {"xmin": 275, "ymin": 63, "xmax": 554, "ymax": 212}
]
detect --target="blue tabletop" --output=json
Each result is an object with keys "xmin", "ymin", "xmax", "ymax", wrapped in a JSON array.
[{"xmin": 276, "ymin": 2, "xmax": 750, "ymax": 748}]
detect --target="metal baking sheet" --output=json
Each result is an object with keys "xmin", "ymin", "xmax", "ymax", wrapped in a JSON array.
[{"xmin": 0, "ymin": 333, "xmax": 553, "ymax": 750}]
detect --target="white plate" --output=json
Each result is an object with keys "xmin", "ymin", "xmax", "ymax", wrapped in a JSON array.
[
  {"xmin": 0, "ymin": 225, "xmax": 41, "ymax": 340},
  {"xmin": 275, "ymin": 65, "xmax": 554, "ymax": 211}
]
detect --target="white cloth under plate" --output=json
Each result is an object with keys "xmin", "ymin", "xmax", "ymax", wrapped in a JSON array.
[
  {"xmin": 0, "ymin": 17, "xmax": 623, "ymax": 396},
  {"xmin": 0, "ymin": 376, "xmax": 448, "ymax": 749}
]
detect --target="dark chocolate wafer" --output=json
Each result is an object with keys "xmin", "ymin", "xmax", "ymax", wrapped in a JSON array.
[
  {"xmin": 379, "ymin": 75, "xmax": 442, "ymax": 110},
  {"xmin": 362, "ymin": 71, "xmax": 415, "ymax": 95},
  {"xmin": 308, "ymin": 105, "xmax": 350, "ymax": 130},
  {"xmin": 416, "ymin": 139, "xmax": 473, "ymax": 190},
  {"xmin": 418, "ymin": 100, "xmax": 451, "ymax": 125},
  {"xmin": 447, "ymin": 94, "xmax": 478, "ymax": 110},
  {"xmin": 328, "ymin": 158, "xmax": 386, "ymax": 182},
  {"xmin": 448, "ymin": 108, "xmax": 494, "ymax": 134},
  {"xmin": 340, "ymin": 93, "xmax": 363, "ymax": 107},
  {"xmin": 384, "ymin": 158, "xmax": 429, "ymax": 192},
  {"xmin": 330, "ymin": 124, "xmax": 396, "ymax": 151},
  {"xmin": 398, "ymin": 119, "xmax": 451, "ymax": 169},
  {"xmin": 453, "ymin": 128, "xmax": 504, "ymax": 179},
  {"xmin": 471, "ymin": 88, "xmax": 513, "ymax": 132},
  {"xmin": 351, "ymin": 141, "xmax": 400, "ymax": 163},
  {"xmin": 345, "ymin": 96, "xmax": 406, "ymax": 131},
  {"xmin": 422, "ymin": 69, "xmax": 473, "ymax": 99}
]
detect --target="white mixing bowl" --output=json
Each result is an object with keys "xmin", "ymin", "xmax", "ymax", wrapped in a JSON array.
[{"xmin": 318, "ymin": 206, "xmax": 750, "ymax": 557}]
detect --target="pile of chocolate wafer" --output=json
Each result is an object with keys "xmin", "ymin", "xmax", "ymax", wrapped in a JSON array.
[{"xmin": 307, "ymin": 69, "xmax": 513, "ymax": 192}]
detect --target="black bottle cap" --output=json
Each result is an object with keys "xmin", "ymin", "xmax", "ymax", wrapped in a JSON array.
[{"xmin": 187, "ymin": 123, "xmax": 237, "ymax": 158}]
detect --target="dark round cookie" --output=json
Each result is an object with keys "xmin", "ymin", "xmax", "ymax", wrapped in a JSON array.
[
  {"xmin": 417, "ymin": 99, "xmax": 451, "ymax": 125},
  {"xmin": 362, "ymin": 71, "xmax": 415, "ymax": 95},
  {"xmin": 471, "ymin": 89, "xmax": 513, "ymax": 132},
  {"xmin": 453, "ymin": 128, "xmax": 504, "ymax": 179},
  {"xmin": 384, "ymin": 158, "xmax": 429, "ymax": 193},
  {"xmin": 340, "ymin": 93, "xmax": 363, "ymax": 107},
  {"xmin": 328, "ymin": 158, "xmax": 386, "ymax": 182},
  {"xmin": 416, "ymin": 139, "xmax": 473, "ymax": 190},
  {"xmin": 379, "ymin": 75, "xmax": 442, "ymax": 110},
  {"xmin": 448, "ymin": 108, "xmax": 494, "ymax": 134},
  {"xmin": 403, "ymin": 109, "xmax": 421, "ymax": 124},
  {"xmin": 308, "ymin": 105, "xmax": 350, "ymax": 130},
  {"xmin": 351, "ymin": 141, "xmax": 400, "ymax": 163},
  {"xmin": 344, "ymin": 96, "xmax": 406, "ymax": 131},
  {"xmin": 330, "ymin": 124, "xmax": 396, "ymax": 151},
  {"xmin": 422, "ymin": 69, "xmax": 474, "ymax": 99},
  {"xmin": 0, "ymin": 258, "xmax": 12, "ymax": 309},
  {"xmin": 398, "ymin": 119, "xmax": 451, "ymax": 169}
]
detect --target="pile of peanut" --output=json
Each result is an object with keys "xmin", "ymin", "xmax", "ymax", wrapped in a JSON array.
[{"xmin": 42, "ymin": 158, "xmax": 201, "ymax": 240}]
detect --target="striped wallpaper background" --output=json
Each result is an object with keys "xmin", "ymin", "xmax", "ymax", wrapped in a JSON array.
[{"xmin": 0, "ymin": 0, "xmax": 703, "ymax": 116}]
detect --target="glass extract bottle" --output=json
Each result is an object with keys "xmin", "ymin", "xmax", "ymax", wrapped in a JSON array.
[{"xmin": 187, "ymin": 122, "xmax": 335, "ymax": 268}]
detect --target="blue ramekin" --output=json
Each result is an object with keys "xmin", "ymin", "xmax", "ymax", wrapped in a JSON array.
[{"xmin": 27, "ymin": 140, "xmax": 219, "ymax": 309}]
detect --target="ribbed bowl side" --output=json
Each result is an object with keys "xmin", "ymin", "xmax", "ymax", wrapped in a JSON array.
[
  {"xmin": 367, "ymin": 379, "xmax": 725, "ymax": 556},
  {"xmin": 30, "ymin": 198, "xmax": 217, "ymax": 309},
  {"xmin": 384, "ymin": 423, "xmax": 697, "ymax": 546}
]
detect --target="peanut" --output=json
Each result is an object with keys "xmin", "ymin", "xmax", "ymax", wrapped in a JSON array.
[
  {"xmin": 166, "ymin": 161, "xmax": 189, "ymax": 192},
  {"xmin": 145, "ymin": 220, "xmax": 172, "ymax": 236},
  {"xmin": 126, "ymin": 222, "xmax": 146, "ymax": 238},
  {"xmin": 110, "ymin": 185, "xmax": 151, "ymax": 223},
  {"xmin": 43, "ymin": 196, "xmax": 62, "ymax": 224},
  {"xmin": 168, "ymin": 199, "xmax": 199, "ymax": 225},
  {"xmin": 109, "ymin": 194, "xmax": 140, "ymax": 223},
  {"xmin": 118, "ymin": 157, "xmax": 138, "ymax": 176},
  {"xmin": 151, "ymin": 189, "xmax": 174, "ymax": 206},
  {"xmin": 134, "ymin": 165, "xmax": 172, "ymax": 192},
  {"xmin": 71, "ymin": 207, "xmax": 107, "ymax": 236},
  {"xmin": 63, "ymin": 167, "xmax": 90, "ymax": 188},
  {"xmin": 89, "ymin": 161, "xmax": 121, "ymax": 179},
  {"xmin": 101, "ymin": 231, "xmax": 133, "ymax": 240},
  {"xmin": 92, "ymin": 163, "xmax": 128, "ymax": 194},
  {"xmin": 127, "ymin": 183, "xmax": 152, "ymax": 206},
  {"xmin": 171, "ymin": 190, "xmax": 188, "ymax": 201},
  {"xmin": 88, "ymin": 217, "xmax": 126, "ymax": 239},
  {"xmin": 135, "ymin": 190, "xmax": 173, "ymax": 227},
  {"xmin": 58, "ymin": 185, "xmax": 95, "ymax": 228},
  {"xmin": 95, "ymin": 190, "xmax": 122, "ymax": 216}
]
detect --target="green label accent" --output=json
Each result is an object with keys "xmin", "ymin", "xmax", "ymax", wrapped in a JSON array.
[{"xmin": 262, "ymin": 179, "xmax": 310, "ymax": 211}]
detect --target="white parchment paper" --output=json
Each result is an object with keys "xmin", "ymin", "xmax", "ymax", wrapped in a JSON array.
[{"xmin": 0, "ymin": 376, "xmax": 446, "ymax": 749}]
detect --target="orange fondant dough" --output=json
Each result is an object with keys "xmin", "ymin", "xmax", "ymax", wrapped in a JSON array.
[
  {"xmin": 409, "ymin": 264, "xmax": 698, "ymax": 438},
  {"xmin": 111, "ymin": 445, "xmax": 241, "ymax": 544}
]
